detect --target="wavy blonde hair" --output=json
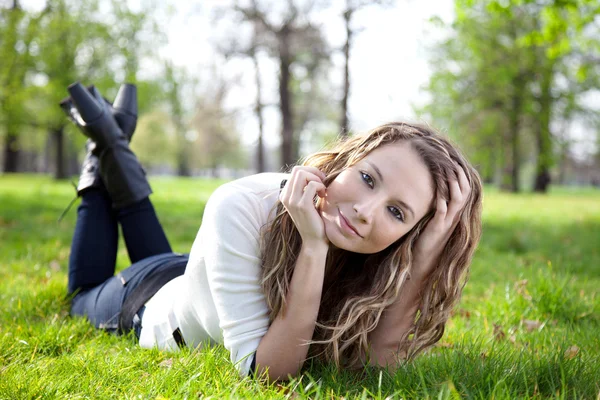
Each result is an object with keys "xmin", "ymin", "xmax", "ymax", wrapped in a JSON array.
[{"xmin": 260, "ymin": 122, "xmax": 483, "ymax": 369}]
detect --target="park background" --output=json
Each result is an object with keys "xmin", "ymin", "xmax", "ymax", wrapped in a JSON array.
[{"xmin": 1, "ymin": 0, "xmax": 600, "ymax": 398}]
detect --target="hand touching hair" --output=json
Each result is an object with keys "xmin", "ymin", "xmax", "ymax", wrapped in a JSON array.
[{"xmin": 260, "ymin": 122, "xmax": 483, "ymax": 369}]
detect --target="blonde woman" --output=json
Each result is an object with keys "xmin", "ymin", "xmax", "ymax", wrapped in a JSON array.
[{"xmin": 63, "ymin": 82, "xmax": 482, "ymax": 382}]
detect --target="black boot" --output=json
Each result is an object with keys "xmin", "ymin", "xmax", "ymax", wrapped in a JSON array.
[
  {"xmin": 65, "ymin": 82, "xmax": 151, "ymax": 209},
  {"xmin": 60, "ymin": 84, "xmax": 139, "ymax": 196},
  {"xmin": 76, "ymin": 139, "xmax": 100, "ymax": 195}
]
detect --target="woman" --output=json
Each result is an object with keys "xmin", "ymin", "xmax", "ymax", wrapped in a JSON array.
[{"xmin": 62, "ymin": 82, "xmax": 482, "ymax": 382}]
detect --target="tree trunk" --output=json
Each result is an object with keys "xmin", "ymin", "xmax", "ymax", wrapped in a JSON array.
[
  {"xmin": 43, "ymin": 132, "xmax": 53, "ymax": 173},
  {"xmin": 501, "ymin": 75, "xmax": 523, "ymax": 193},
  {"xmin": 2, "ymin": 0, "xmax": 24, "ymax": 173},
  {"xmin": 52, "ymin": 125, "xmax": 68, "ymax": 179},
  {"xmin": 339, "ymin": 6, "xmax": 353, "ymax": 136},
  {"xmin": 278, "ymin": 29, "xmax": 294, "ymax": 168},
  {"xmin": 177, "ymin": 146, "xmax": 191, "ymax": 177},
  {"xmin": 510, "ymin": 110, "xmax": 520, "ymax": 193},
  {"xmin": 292, "ymin": 130, "xmax": 301, "ymax": 163},
  {"xmin": 176, "ymin": 124, "xmax": 190, "ymax": 176},
  {"xmin": 66, "ymin": 134, "xmax": 79, "ymax": 176},
  {"xmin": 483, "ymin": 148, "xmax": 495, "ymax": 184},
  {"xmin": 3, "ymin": 131, "xmax": 20, "ymax": 172},
  {"xmin": 251, "ymin": 44, "xmax": 265, "ymax": 173},
  {"xmin": 533, "ymin": 67, "xmax": 553, "ymax": 193},
  {"xmin": 557, "ymin": 141, "xmax": 568, "ymax": 185}
]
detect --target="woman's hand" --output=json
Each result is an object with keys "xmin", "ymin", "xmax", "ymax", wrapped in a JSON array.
[
  {"xmin": 412, "ymin": 165, "xmax": 471, "ymax": 279},
  {"xmin": 279, "ymin": 166, "xmax": 328, "ymax": 247}
]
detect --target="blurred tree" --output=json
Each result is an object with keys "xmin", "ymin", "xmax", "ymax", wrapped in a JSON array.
[
  {"xmin": 213, "ymin": 18, "xmax": 268, "ymax": 173},
  {"xmin": 0, "ymin": 0, "xmax": 167, "ymax": 178},
  {"xmin": 163, "ymin": 61, "xmax": 194, "ymax": 176},
  {"xmin": 291, "ymin": 28, "xmax": 338, "ymax": 160},
  {"xmin": 338, "ymin": 0, "xmax": 394, "ymax": 136},
  {"xmin": 421, "ymin": 0, "xmax": 600, "ymax": 192},
  {"xmin": 35, "ymin": 0, "xmax": 117, "ymax": 179},
  {"xmin": 108, "ymin": 0, "xmax": 167, "ymax": 115},
  {"xmin": 229, "ymin": 0, "xmax": 332, "ymax": 169},
  {"xmin": 522, "ymin": 0, "xmax": 600, "ymax": 192},
  {"xmin": 130, "ymin": 108, "xmax": 177, "ymax": 171},
  {"xmin": 250, "ymin": 23, "xmax": 267, "ymax": 173},
  {"xmin": 189, "ymin": 76, "xmax": 246, "ymax": 177},
  {"xmin": 421, "ymin": 5, "xmax": 531, "ymax": 191},
  {"xmin": 0, "ymin": 0, "xmax": 41, "ymax": 172}
]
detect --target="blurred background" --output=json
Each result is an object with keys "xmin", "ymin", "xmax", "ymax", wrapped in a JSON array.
[{"xmin": 1, "ymin": 0, "xmax": 599, "ymax": 192}]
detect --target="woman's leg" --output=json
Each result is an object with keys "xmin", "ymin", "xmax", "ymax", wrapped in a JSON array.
[
  {"xmin": 65, "ymin": 83, "xmax": 178, "ymax": 332},
  {"xmin": 67, "ymin": 187, "xmax": 118, "ymax": 294},
  {"xmin": 70, "ymin": 253, "xmax": 189, "ymax": 332},
  {"xmin": 117, "ymin": 197, "xmax": 172, "ymax": 263}
]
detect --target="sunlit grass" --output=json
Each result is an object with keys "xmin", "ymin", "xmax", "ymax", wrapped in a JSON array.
[{"xmin": 1, "ymin": 174, "xmax": 599, "ymax": 399}]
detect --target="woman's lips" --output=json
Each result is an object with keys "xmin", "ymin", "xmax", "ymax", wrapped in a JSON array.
[{"xmin": 339, "ymin": 209, "xmax": 361, "ymax": 237}]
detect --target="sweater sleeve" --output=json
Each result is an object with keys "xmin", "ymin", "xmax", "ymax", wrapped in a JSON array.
[{"xmin": 200, "ymin": 183, "xmax": 272, "ymax": 377}]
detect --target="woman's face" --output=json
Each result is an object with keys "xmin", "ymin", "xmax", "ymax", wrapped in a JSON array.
[{"xmin": 319, "ymin": 141, "xmax": 434, "ymax": 254}]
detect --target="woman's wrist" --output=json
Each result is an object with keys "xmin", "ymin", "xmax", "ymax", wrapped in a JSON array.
[
  {"xmin": 411, "ymin": 251, "xmax": 441, "ymax": 282},
  {"xmin": 299, "ymin": 240, "xmax": 329, "ymax": 258}
]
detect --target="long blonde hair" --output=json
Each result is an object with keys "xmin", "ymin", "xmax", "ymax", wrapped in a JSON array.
[{"xmin": 260, "ymin": 122, "xmax": 483, "ymax": 368}]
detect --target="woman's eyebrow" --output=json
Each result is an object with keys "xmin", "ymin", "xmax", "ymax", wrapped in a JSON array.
[
  {"xmin": 366, "ymin": 161, "xmax": 385, "ymax": 184},
  {"xmin": 366, "ymin": 161, "xmax": 415, "ymax": 219}
]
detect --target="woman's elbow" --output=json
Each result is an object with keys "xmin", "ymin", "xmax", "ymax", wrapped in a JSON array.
[{"xmin": 253, "ymin": 359, "xmax": 303, "ymax": 383}]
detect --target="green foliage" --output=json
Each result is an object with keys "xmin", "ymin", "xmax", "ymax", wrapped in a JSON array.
[
  {"xmin": 130, "ymin": 109, "xmax": 177, "ymax": 169},
  {"xmin": 420, "ymin": 0, "xmax": 600, "ymax": 192},
  {"xmin": 1, "ymin": 175, "xmax": 599, "ymax": 398},
  {"xmin": 0, "ymin": 0, "xmax": 168, "ymax": 174}
]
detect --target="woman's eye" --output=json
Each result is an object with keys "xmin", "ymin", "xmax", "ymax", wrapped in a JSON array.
[
  {"xmin": 361, "ymin": 171, "xmax": 374, "ymax": 188},
  {"xmin": 388, "ymin": 206, "xmax": 405, "ymax": 222}
]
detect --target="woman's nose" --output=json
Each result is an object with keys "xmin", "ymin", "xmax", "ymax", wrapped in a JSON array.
[{"xmin": 353, "ymin": 201, "xmax": 375, "ymax": 224}]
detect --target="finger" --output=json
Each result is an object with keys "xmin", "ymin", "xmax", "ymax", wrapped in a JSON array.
[
  {"xmin": 289, "ymin": 168, "xmax": 323, "ymax": 195},
  {"xmin": 280, "ymin": 166, "xmax": 303, "ymax": 202},
  {"xmin": 292, "ymin": 173, "xmax": 324, "ymax": 201},
  {"xmin": 433, "ymin": 196, "xmax": 447, "ymax": 224},
  {"xmin": 285, "ymin": 169, "xmax": 324, "ymax": 206},
  {"xmin": 295, "ymin": 165, "xmax": 327, "ymax": 181},
  {"xmin": 301, "ymin": 181, "xmax": 326, "ymax": 206},
  {"xmin": 446, "ymin": 177, "xmax": 463, "ymax": 220},
  {"xmin": 457, "ymin": 165, "xmax": 471, "ymax": 198}
]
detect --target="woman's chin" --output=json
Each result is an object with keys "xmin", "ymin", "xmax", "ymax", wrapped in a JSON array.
[{"xmin": 324, "ymin": 227, "xmax": 357, "ymax": 253}]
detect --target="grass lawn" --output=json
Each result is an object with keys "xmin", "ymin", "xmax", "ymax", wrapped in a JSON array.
[{"xmin": 0, "ymin": 174, "xmax": 599, "ymax": 399}]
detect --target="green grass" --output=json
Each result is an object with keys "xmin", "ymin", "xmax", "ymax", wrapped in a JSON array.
[{"xmin": 1, "ymin": 174, "xmax": 599, "ymax": 399}]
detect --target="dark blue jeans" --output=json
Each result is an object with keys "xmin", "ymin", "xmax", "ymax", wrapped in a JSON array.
[{"xmin": 69, "ymin": 187, "xmax": 187, "ymax": 332}]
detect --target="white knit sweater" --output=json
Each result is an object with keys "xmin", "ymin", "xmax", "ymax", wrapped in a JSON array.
[{"xmin": 139, "ymin": 173, "xmax": 289, "ymax": 377}]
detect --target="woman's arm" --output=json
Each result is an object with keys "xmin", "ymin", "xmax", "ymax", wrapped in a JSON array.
[
  {"xmin": 255, "ymin": 242, "xmax": 328, "ymax": 381},
  {"xmin": 367, "ymin": 269, "xmax": 428, "ymax": 369},
  {"xmin": 254, "ymin": 166, "xmax": 329, "ymax": 381}
]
